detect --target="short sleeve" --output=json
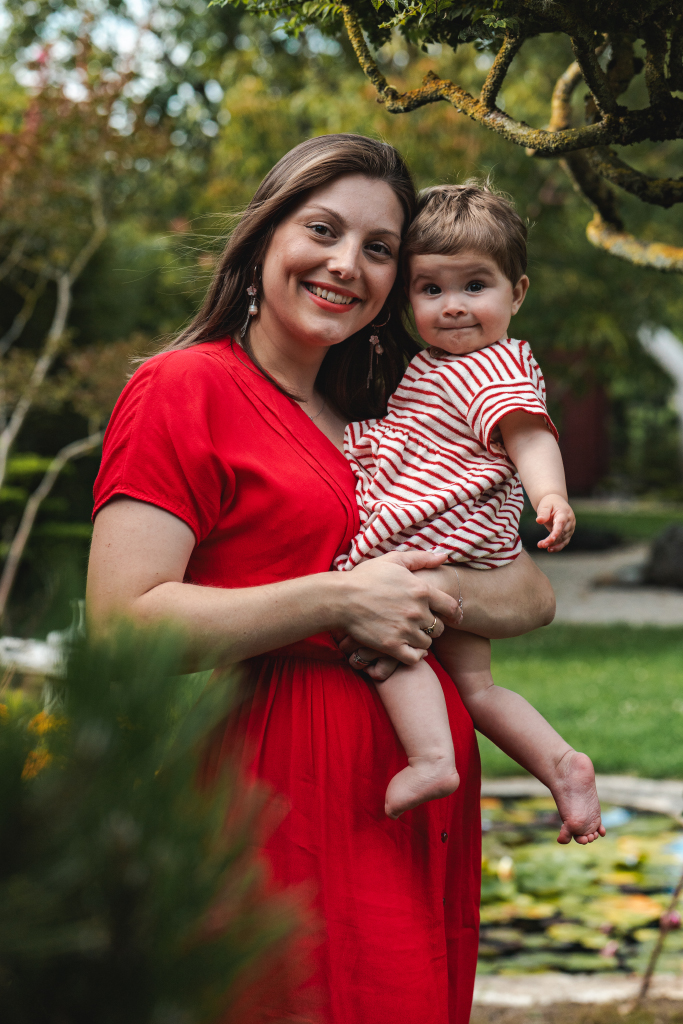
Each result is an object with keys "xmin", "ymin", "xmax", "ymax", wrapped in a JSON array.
[
  {"xmin": 461, "ymin": 341, "xmax": 558, "ymax": 454},
  {"xmin": 93, "ymin": 349, "xmax": 236, "ymax": 543}
]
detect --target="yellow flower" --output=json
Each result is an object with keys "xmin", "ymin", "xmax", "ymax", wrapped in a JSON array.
[
  {"xmin": 28, "ymin": 710, "xmax": 65, "ymax": 735},
  {"xmin": 22, "ymin": 749, "xmax": 52, "ymax": 780}
]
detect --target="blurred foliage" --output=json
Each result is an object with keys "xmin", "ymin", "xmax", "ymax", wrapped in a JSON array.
[
  {"xmin": 2, "ymin": 1, "xmax": 683, "ymax": 627},
  {"xmin": 478, "ymin": 797, "xmax": 683, "ymax": 976},
  {"xmin": 0, "ymin": 621, "xmax": 307, "ymax": 1022}
]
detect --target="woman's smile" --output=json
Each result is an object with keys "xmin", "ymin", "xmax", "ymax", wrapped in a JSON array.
[{"xmin": 302, "ymin": 280, "xmax": 361, "ymax": 311}]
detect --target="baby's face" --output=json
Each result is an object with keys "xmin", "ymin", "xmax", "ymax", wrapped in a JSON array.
[{"xmin": 408, "ymin": 251, "xmax": 529, "ymax": 355}]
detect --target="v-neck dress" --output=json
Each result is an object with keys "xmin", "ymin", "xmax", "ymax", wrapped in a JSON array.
[{"xmin": 93, "ymin": 339, "xmax": 482, "ymax": 1024}]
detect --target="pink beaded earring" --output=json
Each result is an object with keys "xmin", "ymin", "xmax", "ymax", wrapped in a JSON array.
[
  {"xmin": 240, "ymin": 268, "xmax": 260, "ymax": 339},
  {"xmin": 367, "ymin": 311, "xmax": 391, "ymax": 386}
]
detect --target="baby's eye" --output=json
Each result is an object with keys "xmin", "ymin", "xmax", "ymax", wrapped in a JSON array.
[
  {"xmin": 466, "ymin": 280, "xmax": 485, "ymax": 293},
  {"xmin": 425, "ymin": 284, "xmax": 441, "ymax": 295}
]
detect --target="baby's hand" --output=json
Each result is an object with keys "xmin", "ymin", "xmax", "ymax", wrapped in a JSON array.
[
  {"xmin": 365, "ymin": 655, "xmax": 400, "ymax": 681},
  {"xmin": 350, "ymin": 645, "xmax": 401, "ymax": 681},
  {"xmin": 536, "ymin": 494, "xmax": 575, "ymax": 552},
  {"xmin": 335, "ymin": 635, "xmax": 404, "ymax": 680}
]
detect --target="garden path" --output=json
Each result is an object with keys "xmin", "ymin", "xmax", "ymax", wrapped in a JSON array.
[{"xmin": 531, "ymin": 546, "xmax": 683, "ymax": 626}]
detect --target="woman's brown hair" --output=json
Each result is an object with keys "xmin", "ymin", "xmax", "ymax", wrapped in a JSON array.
[{"xmin": 157, "ymin": 134, "xmax": 419, "ymax": 421}]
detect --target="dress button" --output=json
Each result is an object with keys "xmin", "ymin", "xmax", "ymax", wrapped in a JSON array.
[
  {"xmin": 441, "ymin": 831, "xmax": 448, "ymax": 843},
  {"xmin": 442, "ymin": 896, "xmax": 446, "ymax": 906}
]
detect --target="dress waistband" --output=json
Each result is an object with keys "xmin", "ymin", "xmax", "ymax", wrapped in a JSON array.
[{"xmin": 258, "ymin": 634, "xmax": 347, "ymax": 664}]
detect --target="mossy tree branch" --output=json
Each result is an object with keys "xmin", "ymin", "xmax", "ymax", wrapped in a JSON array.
[
  {"xmin": 548, "ymin": 61, "xmax": 582, "ymax": 133},
  {"xmin": 340, "ymin": 6, "xmax": 683, "ymax": 156},
  {"xmin": 585, "ymin": 148, "xmax": 683, "ymax": 209},
  {"xmin": 643, "ymin": 24, "xmax": 671, "ymax": 104},
  {"xmin": 586, "ymin": 216, "xmax": 683, "ymax": 274},
  {"xmin": 334, "ymin": 1, "xmax": 683, "ymax": 273},
  {"xmin": 546, "ymin": 58, "xmax": 683, "ymax": 270},
  {"xmin": 480, "ymin": 32, "xmax": 525, "ymax": 111},
  {"xmin": 669, "ymin": 16, "xmax": 683, "ymax": 91},
  {"xmin": 569, "ymin": 33, "xmax": 618, "ymax": 117}
]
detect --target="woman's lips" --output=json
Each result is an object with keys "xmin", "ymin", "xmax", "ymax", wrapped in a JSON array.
[{"xmin": 302, "ymin": 282, "xmax": 360, "ymax": 313}]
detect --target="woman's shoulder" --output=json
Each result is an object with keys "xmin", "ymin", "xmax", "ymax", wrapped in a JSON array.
[
  {"xmin": 105, "ymin": 340, "xmax": 243, "ymax": 448},
  {"xmin": 114, "ymin": 340, "xmax": 245, "ymax": 419},
  {"xmin": 128, "ymin": 339, "xmax": 235, "ymax": 390}
]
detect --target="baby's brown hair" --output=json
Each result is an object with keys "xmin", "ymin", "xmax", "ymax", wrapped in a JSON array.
[{"xmin": 404, "ymin": 181, "xmax": 527, "ymax": 285}]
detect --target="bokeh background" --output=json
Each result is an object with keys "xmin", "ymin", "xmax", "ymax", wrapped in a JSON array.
[
  {"xmin": 5, "ymin": 0, "xmax": 683, "ymax": 998},
  {"xmin": 2, "ymin": 1, "xmax": 683, "ymax": 633}
]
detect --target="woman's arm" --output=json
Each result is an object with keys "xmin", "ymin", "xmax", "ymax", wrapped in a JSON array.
[
  {"xmin": 337, "ymin": 551, "xmax": 555, "ymax": 672},
  {"xmin": 420, "ymin": 551, "xmax": 555, "ymax": 639},
  {"xmin": 86, "ymin": 497, "xmax": 459, "ymax": 664}
]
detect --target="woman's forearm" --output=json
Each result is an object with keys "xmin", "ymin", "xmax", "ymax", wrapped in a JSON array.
[
  {"xmin": 87, "ymin": 499, "xmax": 458, "ymax": 664},
  {"xmin": 414, "ymin": 550, "xmax": 555, "ymax": 639},
  {"xmin": 128, "ymin": 574, "xmax": 350, "ymax": 662}
]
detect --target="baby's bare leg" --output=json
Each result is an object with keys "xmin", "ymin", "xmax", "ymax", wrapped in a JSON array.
[
  {"xmin": 375, "ymin": 659, "xmax": 460, "ymax": 819},
  {"xmin": 433, "ymin": 629, "xmax": 605, "ymax": 845}
]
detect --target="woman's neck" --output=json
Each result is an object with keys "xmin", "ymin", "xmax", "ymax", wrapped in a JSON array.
[{"xmin": 247, "ymin": 317, "xmax": 327, "ymax": 403}]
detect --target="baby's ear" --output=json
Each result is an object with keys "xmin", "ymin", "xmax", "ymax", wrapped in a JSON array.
[{"xmin": 511, "ymin": 274, "xmax": 530, "ymax": 313}]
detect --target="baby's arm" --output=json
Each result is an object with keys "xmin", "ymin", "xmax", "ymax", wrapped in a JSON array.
[
  {"xmin": 499, "ymin": 411, "xmax": 575, "ymax": 553},
  {"xmin": 433, "ymin": 629, "xmax": 605, "ymax": 844}
]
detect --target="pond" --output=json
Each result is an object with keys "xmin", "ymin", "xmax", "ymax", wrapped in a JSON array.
[{"xmin": 479, "ymin": 798, "xmax": 683, "ymax": 975}]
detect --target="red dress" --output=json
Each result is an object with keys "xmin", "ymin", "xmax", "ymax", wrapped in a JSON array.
[{"xmin": 93, "ymin": 339, "xmax": 482, "ymax": 1024}]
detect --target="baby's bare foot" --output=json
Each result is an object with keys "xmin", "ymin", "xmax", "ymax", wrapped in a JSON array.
[
  {"xmin": 385, "ymin": 756, "xmax": 460, "ymax": 819},
  {"xmin": 551, "ymin": 750, "xmax": 606, "ymax": 845}
]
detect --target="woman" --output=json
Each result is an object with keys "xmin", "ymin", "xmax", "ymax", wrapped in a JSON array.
[{"xmin": 87, "ymin": 134, "xmax": 554, "ymax": 1024}]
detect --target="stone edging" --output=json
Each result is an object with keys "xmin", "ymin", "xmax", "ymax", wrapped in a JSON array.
[
  {"xmin": 473, "ymin": 972, "xmax": 683, "ymax": 1006},
  {"xmin": 482, "ymin": 775, "xmax": 683, "ymax": 821}
]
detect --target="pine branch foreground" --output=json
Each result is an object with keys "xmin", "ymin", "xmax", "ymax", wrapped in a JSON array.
[
  {"xmin": 227, "ymin": 0, "xmax": 683, "ymax": 273},
  {"xmin": 0, "ymin": 624, "xmax": 309, "ymax": 1023}
]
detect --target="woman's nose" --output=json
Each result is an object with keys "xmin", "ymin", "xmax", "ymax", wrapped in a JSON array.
[{"xmin": 326, "ymin": 238, "xmax": 362, "ymax": 279}]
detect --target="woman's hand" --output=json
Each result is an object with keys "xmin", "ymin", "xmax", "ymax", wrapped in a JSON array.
[
  {"xmin": 341, "ymin": 549, "xmax": 557, "ymax": 675},
  {"xmin": 334, "ymin": 550, "xmax": 457, "ymax": 666}
]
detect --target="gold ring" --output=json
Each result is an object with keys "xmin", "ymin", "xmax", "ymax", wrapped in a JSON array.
[{"xmin": 421, "ymin": 618, "xmax": 438, "ymax": 636}]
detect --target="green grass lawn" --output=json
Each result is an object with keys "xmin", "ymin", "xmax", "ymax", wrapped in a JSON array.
[
  {"xmin": 574, "ymin": 509, "xmax": 683, "ymax": 542},
  {"xmin": 481, "ymin": 625, "xmax": 683, "ymax": 779}
]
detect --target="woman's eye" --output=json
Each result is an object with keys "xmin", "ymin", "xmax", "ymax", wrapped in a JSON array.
[
  {"xmin": 467, "ymin": 281, "xmax": 485, "ymax": 293},
  {"xmin": 366, "ymin": 242, "xmax": 392, "ymax": 257},
  {"xmin": 309, "ymin": 223, "xmax": 333, "ymax": 237}
]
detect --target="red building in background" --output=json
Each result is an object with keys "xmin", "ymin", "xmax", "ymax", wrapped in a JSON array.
[{"xmin": 543, "ymin": 367, "xmax": 610, "ymax": 497}]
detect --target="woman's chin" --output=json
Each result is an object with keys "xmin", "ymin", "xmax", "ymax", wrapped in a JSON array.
[{"xmin": 292, "ymin": 313, "xmax": 366, "ymax": 348}]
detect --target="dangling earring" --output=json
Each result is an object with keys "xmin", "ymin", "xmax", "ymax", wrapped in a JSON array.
[
  {"xmin": 240, "ymin": 269, "xmax": 260, "ymax": 339},
  {"xmin": 367, "ymin": 311, "xmax": 390, "ymax": 387}
]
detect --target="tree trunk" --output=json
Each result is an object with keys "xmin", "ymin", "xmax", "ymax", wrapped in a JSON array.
[
  {"xmin": 0, "ymin": 430, "xmax": 103, "ymax": 623},
  {"xmin": 637, "ymin": 325, "xmax": 683, "ymax": 466}
]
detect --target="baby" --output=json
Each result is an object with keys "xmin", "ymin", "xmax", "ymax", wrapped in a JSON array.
[{"xmin": 335, "ymin": 183, "xmax": 605, "ymax": 845}]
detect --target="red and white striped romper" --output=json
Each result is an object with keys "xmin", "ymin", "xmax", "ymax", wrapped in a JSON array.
[{"xmin": 334, "ymin": 338, "xmax": 558, "ymax": 572}]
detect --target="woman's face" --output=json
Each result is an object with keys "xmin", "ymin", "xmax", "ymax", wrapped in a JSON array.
[{"xmin": 257, "ymin": 174, "xmax": 404, "ymax": 354}]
